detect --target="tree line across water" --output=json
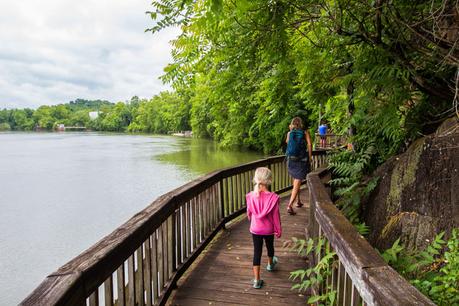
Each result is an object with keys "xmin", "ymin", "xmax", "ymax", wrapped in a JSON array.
[{"xmin": 0, "ymin": 93, "xmax": 191, "ymax": 135}]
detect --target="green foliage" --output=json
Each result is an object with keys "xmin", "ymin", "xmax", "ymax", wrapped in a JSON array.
[
  {"xmin": 148, "ymin": 0, "xmax": 456, "ymax": 154},
  {"xmin": 69, "ymin": 110, "xmax": 90, "ymax": 127},
  {"xmin": 380, "ymin": 238, "xmax": 406, "ymax": 266},
  {"xmin": 128, "ymin": 91, "xmax": 191, "ymax": 133},
  {"xmin": 0, "ymin": 99, "xmax": 114, "ymax": 131},
  {"xmin": 290, "ymin": 237, "xmax": 337, "ymax": 305},
  {"xmin": 0, "ymin": 94, "xmax": 190, "ymax": 134},
  {"xmin": 381, "ymin": 229, "xmax": 459, "ymax": 305},
  {"xmin": 33, "ymin": 106, "xmax": 55, "ymax": 130},
  {"xmin": 12, "ymin": 109, "xmax": 35, "ymax": 130},
  {"xmin": 97, "ymin": 102, "xmax": 131, "ymax": 132},
  {"xmin": 0, "ymin": 109, "xmax": 34, "ymax": 130},
  {"xmin": 0, "ymin": 122, "xmax": 11, "ymax": 131},
  {"xmin": 328, "ymin": 146, "xmax": 379, "ymax": 231},
  {"xmin": 67, "ymin": 98, "xmax": 113, "ymax": 111}
]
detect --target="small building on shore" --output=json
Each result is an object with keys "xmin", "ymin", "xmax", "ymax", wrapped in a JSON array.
[{"xmin": 89, "ymin": 111, "xmax": 99, "ymax": 120}]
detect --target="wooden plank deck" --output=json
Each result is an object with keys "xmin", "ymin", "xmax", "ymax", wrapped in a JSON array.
[{"xmin": 168, "ymin": 189, "xmax": 310, "ymax": 305}]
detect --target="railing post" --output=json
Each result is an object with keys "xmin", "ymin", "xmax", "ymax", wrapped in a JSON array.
[
  {"xmin": 307, "ymin": 176, "xmax": 319, "ymax": 269},
  {"xmin": 219, "ymin": 180, "xmax": 225, "ymax": 229},
  {"xmin": 170, "ymin": 212, "xmax": 177, "ymax": 273}
]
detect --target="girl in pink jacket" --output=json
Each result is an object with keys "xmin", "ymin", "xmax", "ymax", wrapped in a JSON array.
[{"xmin": 246, "ymin": 167, "xmax": 282, "ymax": 289}]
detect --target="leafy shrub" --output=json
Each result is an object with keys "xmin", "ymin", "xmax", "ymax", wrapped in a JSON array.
[
  {"xmin": 381, "ymin": 229, "xmax": 459, "ymax": 305},
  {"xmin": 290, "ymin": 237, "xmax": 337, "ymax": 305},
  {"xmin": 327, "ymin": 146, "xmax": 379, "ymax": 234},
  {"xmin": 0, "ymin": 122, "xmax": 11, "ymax": 131}
]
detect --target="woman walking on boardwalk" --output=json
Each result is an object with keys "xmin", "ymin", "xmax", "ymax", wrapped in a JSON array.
[
  {"xmin": 246, "ymin": 167, "xmax": 282, "ymax": 289},
  {"xmin": 285, "ymin": 117, "xmax": 312, "ymax": 215}
]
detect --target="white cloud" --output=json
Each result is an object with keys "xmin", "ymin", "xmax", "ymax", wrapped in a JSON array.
[{"xmin": 0, "ymin": 0, "xmax": 180, "ymax": 109}]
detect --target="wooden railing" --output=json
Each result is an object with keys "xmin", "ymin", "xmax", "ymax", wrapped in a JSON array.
[
  {"xmin": 314, "ymin": 133, "xmax": 346, "ymax": 149},
  {"xmin": 22, "ymin": 152, "xmax": 328, "ymax": 306},
  {"xmin": 307, "ymin": 169, "xmax": 435, "ymax": 306}
]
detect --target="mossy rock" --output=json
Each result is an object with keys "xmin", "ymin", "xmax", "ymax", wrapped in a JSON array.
[{"xmin": 362, "ymin": 117, "xmax": 459, "ymax": 251}]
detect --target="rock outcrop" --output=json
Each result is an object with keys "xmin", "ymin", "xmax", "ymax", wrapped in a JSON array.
[{"xmin": 363, "ymin": 117, "xmax": 459, "ymax": 251}]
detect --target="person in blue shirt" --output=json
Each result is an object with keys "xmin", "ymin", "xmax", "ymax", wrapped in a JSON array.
[{"xmin": 318, "ymin": 121, "xmax": 328, "ymax": 148}]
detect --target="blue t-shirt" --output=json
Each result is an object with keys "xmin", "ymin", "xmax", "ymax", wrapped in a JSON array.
[{"xmin": 318, "ymin": 124, "xmax": 328, "ymax": 136}]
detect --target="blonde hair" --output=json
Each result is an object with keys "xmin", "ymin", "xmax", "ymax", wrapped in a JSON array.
[
  {"xmin": 253, "ymin": 167, "xmax": 272, "ymax": 195},
  {"xmin": 290, "ymin": 117, "xmax": 303, "ymax": 130}
]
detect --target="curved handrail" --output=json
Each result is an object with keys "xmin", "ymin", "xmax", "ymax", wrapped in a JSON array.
[
  {"xmin": 307, "ymin": 169, "xmax": 435, "ymax": 306},
  {"xmin": 22, "ymin": 151, "xmax": 328, "ymax": 306},
  {"xmin": 314, "ymin": 133, "xmax": 347, "ymax": 149}
]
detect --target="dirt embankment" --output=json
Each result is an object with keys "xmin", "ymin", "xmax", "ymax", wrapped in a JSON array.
[{"xmin": 363, "ymin": 117, "xmax": 459, "ymax": 251}]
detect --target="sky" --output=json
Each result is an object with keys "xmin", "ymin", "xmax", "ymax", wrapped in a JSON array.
[{"xmin": 0, "ymin": 0, "xmax": 180, "ymax": 109}]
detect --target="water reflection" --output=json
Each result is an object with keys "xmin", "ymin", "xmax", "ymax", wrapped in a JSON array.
[
  {"xmin": 0, "ymin": 132, "xmax": 263, "ymax": 305},
  {"xmin": 155, "ymin": 138, "xmax": 264, "ymax": 176}
]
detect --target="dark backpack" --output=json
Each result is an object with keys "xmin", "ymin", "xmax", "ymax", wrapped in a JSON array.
[{"xmin": 286, "ymin": 129, "xmax": 307, "ymax": 159}]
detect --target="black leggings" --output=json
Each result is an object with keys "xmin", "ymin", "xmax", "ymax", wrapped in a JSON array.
[{"xmin": 252, "ymin": 234, "xmax": 274, "ymax": 266}]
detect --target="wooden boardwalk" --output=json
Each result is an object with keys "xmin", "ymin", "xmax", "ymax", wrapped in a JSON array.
[
  {"xmin": 169, "ymin": 190, "xmax": 310, "ymax": 305},
  {"xmin": 23, "ymin": 154, "xmax": 434, "ymax": 306}
]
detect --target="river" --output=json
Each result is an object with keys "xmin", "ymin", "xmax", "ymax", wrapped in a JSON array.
[{"xmin": 0, "ymin": 132, "xmax": 264, "ymax": 305}]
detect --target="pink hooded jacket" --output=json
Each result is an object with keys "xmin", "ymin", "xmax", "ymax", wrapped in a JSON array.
[{"xmin": 246, "ymin": 191, "xmax": 282, "ymax": 238}]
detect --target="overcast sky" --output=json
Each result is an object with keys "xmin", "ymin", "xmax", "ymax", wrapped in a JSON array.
[{"xmin": 0, "ymin": 0, "xmax": 180, "ymax": 109}]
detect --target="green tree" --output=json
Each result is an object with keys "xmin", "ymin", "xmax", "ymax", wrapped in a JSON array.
[
  {"xmin": 99, "ymin": 102, "xmax": 131, "ymax": 132},
  {"xmin": 51, "ymin": 104, "xmax": 70, "ymax": 122},
  {"xmin": 128, "ymin": 91, "xmax": 190, "ymax": 133},
  {"xmin": 33, "ymin": 106, "xmax": 56, "ymax": 130},
  {"xmin": 148, "ymin": 0, "xmax": 457, "ymax": 156},
  {"xmin": 12, "ymin": 109, "xmax": 35, "ymax": 130},
  {"xmin": 69, "ymin": 110, "xmax": 90, "ymax": 127}
]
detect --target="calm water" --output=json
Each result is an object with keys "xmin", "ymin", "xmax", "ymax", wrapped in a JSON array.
[{"xmin": 0, "ymin": 132, "xmax": 263, "ymax": 305}]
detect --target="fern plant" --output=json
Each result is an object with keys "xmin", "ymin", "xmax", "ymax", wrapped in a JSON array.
[
  {"xmin": 290, "ymin": 237, "xmax": 337, "ymax": 305},
  {"xmin": 327, "ymin": 145, "xmax": 379, "ymax": 234},
  {"xmin": 381, "ymin": 229, "xmax": 459, "ymax": 305}
]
